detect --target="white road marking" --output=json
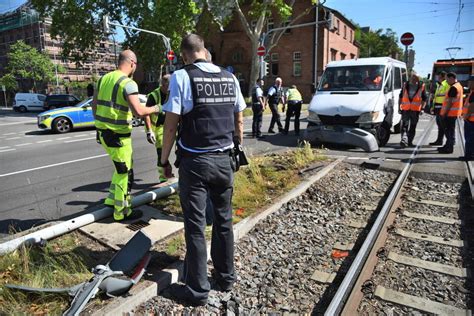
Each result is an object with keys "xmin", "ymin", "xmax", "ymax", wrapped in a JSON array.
[
  {"xmin": 56, "ymin": 137, "xmax": 72, "ymax": 140},
  {"xmin": 64, "ymin": 137, "xmax": 95, "ymax": 143},
  {"xmin": 5, "ymin": 137, "xmax": 21, "ymax": 140},
  {"xmin": 0, "ymin": 148, "xmax": 16, "ymax": 153},
  {"xmin": 74, "ymin": 134, "xmax": 89, "ymax": 137},
  {"xmin": 15, "ymin": 143, "xmax": 32, "ymax": 147},
  {"xmin": 36, "ymin": 140, "xmax": 52, "ymax": 143},
  {"xmin": 3, "ymin": 132, "xmax": 16, "ymax": 136},
  {"xmin": 0, "ymin": 120, "xmax": 36, "ymax": 127},
  {"xmin": 0, "ymin": 153, "xmax": 109, "ymax": 178},
  {"xmin": 0, "ymin": 146, "xmax": 11, "ymax": 150}
]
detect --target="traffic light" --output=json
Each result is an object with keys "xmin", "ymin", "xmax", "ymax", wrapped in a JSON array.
[
  {"xmin": 260, "ymin": 61, "xmax": 269, "ymax": 77},
  {"xmin": 102, "ymin": 15, "xmax": 110, "ymax": 34}
]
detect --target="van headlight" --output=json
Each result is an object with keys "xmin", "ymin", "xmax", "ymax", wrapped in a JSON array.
[
  {"xmin": 307, "ymin": 111, "xmax": 321, "ymax": 124},
  {"xmin": 356, "ymin": 111, "xmax": 379, "ymax": 124}
]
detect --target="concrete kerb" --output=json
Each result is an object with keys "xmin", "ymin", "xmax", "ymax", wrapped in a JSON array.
[{"xmin": 94, "ymin": 157, "xmax": 344, "ymax": 315}]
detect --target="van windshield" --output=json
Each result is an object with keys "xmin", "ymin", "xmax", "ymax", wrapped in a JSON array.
[{"xmin": 319, "ymin": 65, "xmax": 385, "ymax": 91}]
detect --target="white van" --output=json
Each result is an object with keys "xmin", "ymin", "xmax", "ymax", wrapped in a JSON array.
[
  {"xmin": 13, "ymin": 93, "xmax": 46, "ymax": 112},
  {"xmin": 305, "ymin": 57, "xmax": 407, "ymax": 152}
]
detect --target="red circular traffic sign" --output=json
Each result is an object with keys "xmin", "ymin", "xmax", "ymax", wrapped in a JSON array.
[
  {"xmin": 257, "ymin": 46, "xmax": 266, "ymax": 56},
  {"xmin": 167, "ymin": 50, "xmax": 175, "ymax": 61},
  {"xmin": 400, "ymin": 32, "xmax": 414, "ymax": 46}
]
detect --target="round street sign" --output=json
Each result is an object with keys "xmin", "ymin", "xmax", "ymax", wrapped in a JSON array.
[
  {"xmin": 400, "ymin": 32, "xmax": 414, "ymax": 46},
  {"xmin": 167, "ymin": 50, "xmax": 175, "ymax": 61},
  {"xmin": 257, "ymin": 46, "xmax": 266, "ymax": 56}
]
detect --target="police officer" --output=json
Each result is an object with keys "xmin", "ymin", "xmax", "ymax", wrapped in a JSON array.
[
  {"xmin": 429, "ymin": 71, "xmax": 449, "ymax": 145},
  {"xmin": 267, "ymin": 77, "xmax": 285, "ymax": 133},
  {"xmin": 283, "ymin": 84, "xmax": 303, "ymax": 136},
  {"xmin": 399, "ymin": 71, "xmax": 427, "ymax": 148},
  {"xmin": 439, "ymin": 72, "xmax": 464, "ymax": 154},
  {"xmin": 463, "ymin": 75, "xmax": 474, "ymax": 160},
  {"xmin": 144, "ymin": 74, "xmax": 170, "ymax": 183},
  {"xmin": 92, "ymin": 50, "xmax": 159, "ymax": 221},
  {"xmin": 251, "ymin": 78, "xmax": 266, "ymax": 138},
  {"xmin": 160, "ymin": 34, "xmax": 246, "ymax": 306}
]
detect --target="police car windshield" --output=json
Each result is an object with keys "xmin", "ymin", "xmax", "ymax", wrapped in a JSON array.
[
  {"xmin": 76, "ymin": 98, "xmax": 92, "ymax": 107},
  {"xmin": 318, "ymin": 65, "xmax": 385, "ymax": 91}
]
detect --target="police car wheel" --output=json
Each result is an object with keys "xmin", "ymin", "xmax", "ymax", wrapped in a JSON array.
[{"xmin": 53, "ymin": 117, "xmax": 72, "ymax": 133}]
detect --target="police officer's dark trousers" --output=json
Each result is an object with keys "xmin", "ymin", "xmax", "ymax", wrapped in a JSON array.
[
  {"xmin": 179, "ymin": 151, "xmax": 235, "ymax": 302},
  {"xmin": 464, "ymin": 120, "xmax": 474, "ymax": 158},
  {"xmin": 401, "ymin": 110, "xmax": 419, "ymax": 145},
  {"xmin": 442, "ymin": 116, "xmax": 457, "ymax": 150},
  {"xmin": 268, "ymin": 102, "xmax": 283, "ymax": 132},
  {"xmin": 252, "ymin": 103, "xmax": 263, "ymax": 137},
  {"xmin": 284, "ymin": 101, "xmax": 302, "ymax": 135}
]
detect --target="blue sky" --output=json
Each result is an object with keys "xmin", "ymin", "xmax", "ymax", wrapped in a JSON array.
[{"xmin": 2, "ymin": 0, "xmax": 473, "ymax": 77}]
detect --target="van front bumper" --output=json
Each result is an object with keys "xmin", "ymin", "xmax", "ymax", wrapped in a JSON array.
[{"xmin": 303, "ymin": 124, "xmax": 379, "ymax": 152}]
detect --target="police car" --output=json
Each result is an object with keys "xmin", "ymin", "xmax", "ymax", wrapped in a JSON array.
[{"xmin": 37, "ymin": 95, "xmax": 147, "ymax": 133}]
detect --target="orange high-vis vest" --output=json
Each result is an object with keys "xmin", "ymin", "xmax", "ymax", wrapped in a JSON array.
[
  {"xmin": 440, "ymin": 82, "xmax": 464, "ymax": 117},
  {"xmin": 400, "ymin": 83, "xmax": 425, "ymax": 112},
  {"xmin": 463, "ymin": 91, "xmax": 474, "ymax": 122}
]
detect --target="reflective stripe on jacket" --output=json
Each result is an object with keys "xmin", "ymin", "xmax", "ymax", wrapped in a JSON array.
[
  {"xmin": 95, "ymin": 70, "xmax": 133, "ymax": 134},
  {"xmin": 287, "ymin": 88, "xmax": 302, "ymax": 102},
  {"xmin": 400, "ymin": 82, "xmax": 424, "ymax": 112},
  {"xmin": 463, "ymin": 91, "xmax": 474, "ymax": 122},
  {"xmin": 434, "ymin": 80, "xmax": 449, "ymax": 105},
  {"xmin": 441, "ymin": 82, "xmax": 464, "ymax": 117}
]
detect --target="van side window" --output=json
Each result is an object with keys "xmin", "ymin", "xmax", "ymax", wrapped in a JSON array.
[
  {"xmin": 38, "ymin": 95, "xmax": 46, "ymax": 101},
  {"xmin": 394, "ymin": 67, "xmax": 402, "ymax": 89}
]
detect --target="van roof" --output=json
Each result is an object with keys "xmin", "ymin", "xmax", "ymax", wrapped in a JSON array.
[
  {"xmin": 326, "ymin": 57, "xmax": 406, "ymax": 68},
  {"xmin": 15, "ymin": 93, "xmax": 46, "ymax": 97}
]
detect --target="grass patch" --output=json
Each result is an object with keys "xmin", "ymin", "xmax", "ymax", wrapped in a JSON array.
[
  {"xmin": 165, "ymin": 235, "xmax": 185, "ymax": 257},
  {"xmin": 0, "ymin": 232, "xmax": 98, "ymax": 315}
]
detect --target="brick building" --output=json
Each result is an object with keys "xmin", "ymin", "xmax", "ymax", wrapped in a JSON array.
[
  {"xmin": 201, "ymin": 1, "xmax": 359, "ymax": 101},
  {"xmin": 0, "ymin": 2, "xmax": 118, "ymax": 94}
]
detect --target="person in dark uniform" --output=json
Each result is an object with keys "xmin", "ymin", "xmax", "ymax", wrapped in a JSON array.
[
  {"xmin": 267, "ymin": 77, "xmax": 285, "ymax": 133},
  {"xmin": 159, "ymin": 34, "xmax": 246, "ymax": 306},
  {"xmin": 429, "ymin": 71, "xmax": 449, "ymax": 145},
  {"xmin": 251, "ymin": 78, "xmax": 266, "ymax": 138}
]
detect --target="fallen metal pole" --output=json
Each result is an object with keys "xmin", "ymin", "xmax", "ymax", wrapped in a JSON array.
[{"xmin": 0, "ymin": 182, "xmax": 178, "ymax": 255}]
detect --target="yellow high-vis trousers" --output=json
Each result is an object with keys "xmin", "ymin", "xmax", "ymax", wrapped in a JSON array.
[{"xmin": 101, "ymin": 132, "xmax": 133, "ymax": 221}]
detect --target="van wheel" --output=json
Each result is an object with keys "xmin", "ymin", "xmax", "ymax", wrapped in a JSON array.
[
  {"xmin": 376, "ymin": 123, "xmax": 391, "ymax": 147},
  {"xmin": 19, "ymin": 106, "xmax": 27, "ymax": 113},
  {"xmin": 53, "ymin": 117, "xmax": 72, "ymax": 133}
]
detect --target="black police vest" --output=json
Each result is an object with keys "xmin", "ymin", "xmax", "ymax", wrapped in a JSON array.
[
  {"xmin": 268, "ymin": 85, "xmax": 282, "ymax": 105},
  {"xmin": 180, "ymin": 64, "xmax": 236, "ymax": 151}
]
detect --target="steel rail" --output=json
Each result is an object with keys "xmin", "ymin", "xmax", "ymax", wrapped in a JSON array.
[{"xmin": 324, "ymin": 117, "xmax": 435, "ymax": 315}]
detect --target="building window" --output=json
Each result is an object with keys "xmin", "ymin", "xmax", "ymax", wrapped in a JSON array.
[
  {"xmin": 267, "ymin": 18, "xmax": 274, "ymax": 31},
  {"xmin": 350, "ymin": 30, "xmax": 353, "ymax": 43},
  {"xmin": 232, "ymin": 50, "xmax": 243, "ymax": 63},
  {"xmin": 344, "ymin": 25, "xmax": 347, "ymax": 39},
  {"xmin": 331, "ymin": 49, "xmax": 337, "ymax": 61},
  {"xmin": 336, "ymin": 20, "xmax": 340, "ymax": 34},
  {"xmin": 271, "ymin": 63, "xmax": 279, "ymax": 77},
  {"xmin": 340, "ymin": 53, "xmax": 346, "ymax": 60},
  {"xmin": 350, "ymin": 53, "xmax": 355, "ymax": 59},
  {"xmin": 293, "ymin": 61, "xmax": 301, "ymax": 77},
  {"xmin": 271, "ymin": 53, "xmax": 279, "ymax": 62},
  {"xmin": 293, "ymin": 51, "xmax": 301, "ymax": 61}
]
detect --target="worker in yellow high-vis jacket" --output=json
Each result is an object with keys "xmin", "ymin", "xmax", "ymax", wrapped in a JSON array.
[
  {"xmin": 92, "ymin": 50, "xmax": 160, "ymax": 221},
  {"xmin": 144, "ymin": 74, "xmax": 170, "ymax": 183}
]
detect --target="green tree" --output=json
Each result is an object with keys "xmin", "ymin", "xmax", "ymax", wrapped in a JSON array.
[
  {"xmin": 227, "ymin": 0, "xmax": 317, "ymax": 95},
  {"xmin": 31, "ymin": 0, "xmax": 200, "ymax": 77},
  {"xmin": 0, "ymin": 74, "xmax": 18, "ymax": 91},
  {"xmin": 6, "ymin": 40, "xmax": 55, "ymax": 91},
  {"xmin": 358, "ymin": 28, "xmax": 403, "ymax": 60}
]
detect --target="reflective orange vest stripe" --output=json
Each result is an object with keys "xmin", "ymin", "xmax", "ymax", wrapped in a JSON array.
[
  {"xmin": 463, "ymin": 91, "xmax": 474, "ymax": 122},
  {"xmin": 441, "ymin": 82, "xmax": 464, "ymax": 117},
  {"xmin": 400, "ymin": 83, "xmax": 424, "ymax": 112}
]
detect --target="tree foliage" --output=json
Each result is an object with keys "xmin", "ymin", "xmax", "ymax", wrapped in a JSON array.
[
  {"xmin": 31, "ymin": 0, "xmax": 200, "ymax": 76},
  {"xmin": 358, "ymin": 28, "xmax": 404, "ymax": 60},
  {"xmin": 0, "ymin": 74, "xmax": 18, "ymax": 91},
  {"xmin": 6, "ymin": 40, "xmax": 56, "ymax": 89}
]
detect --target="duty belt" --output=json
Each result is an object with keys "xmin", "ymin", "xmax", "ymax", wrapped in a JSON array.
[{"xmin": 97, "ymin": 128, "xmax": 131, "ymax": 138}]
